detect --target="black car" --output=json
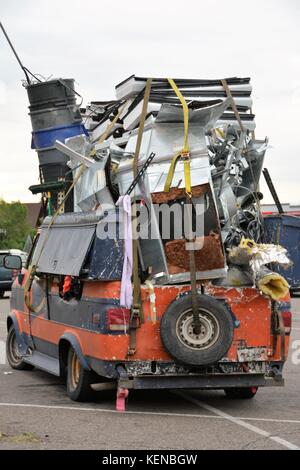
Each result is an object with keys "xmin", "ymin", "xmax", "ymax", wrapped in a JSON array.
[
  {"xmin": 0, "ymin": 251, "xmax": 13, "ymax": 298},
  {"xmin": 0, "ymin": 250, "xmax": 27, "ymax": 298}
]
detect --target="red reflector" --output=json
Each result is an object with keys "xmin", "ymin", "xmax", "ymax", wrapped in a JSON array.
[
  {"xmin": 281, "ymin": 311, "xmax": 292, "ymax": 334},
  {"xmin": 107, "ymin": 308, "xmax": 130, "ymax": 331}
]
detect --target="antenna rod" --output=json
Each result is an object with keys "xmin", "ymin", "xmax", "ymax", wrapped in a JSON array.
[{"xmin": 0, "ymin": 21, "xmax": 31, "ymax": 84}]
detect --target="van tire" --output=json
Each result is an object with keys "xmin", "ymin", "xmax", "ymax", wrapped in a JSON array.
[
  {"xmin": 160, "ymin": 293, "xmax": 234, "ymax": 366},
  {"xmin": 66, "ymin": 347, "xmax": 94, "ymax": 402},
  {"xmin": 0, "ymin": 291, "xmax": 4, "ymax": 298},
  {"xmin": 6, "ymin": 325, "xmax": 34, "ymax": 370},
  {"xmin": 224, "ymin": 387, "xmax": 258, "ymax": 399}
]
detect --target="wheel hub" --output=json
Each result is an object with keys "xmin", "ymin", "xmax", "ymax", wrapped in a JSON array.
[
  {"xmin": 176, "ymin": 309, "xmax": 220, "ymax": 350},
  {"xmin": 71, "ymin": 353, "xmax": 81, "ymax": 389},
  {"xmin": 9, "ymin": 331, "xmax": 22, "ymax": 364}
]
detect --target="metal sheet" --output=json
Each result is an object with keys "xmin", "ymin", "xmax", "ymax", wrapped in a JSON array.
[
  {"xmin": 236, "ymin": 139, "xmax": 267, "ymax": 197},
  {"xmin": 33, "ymin": 212, "xmax": 102, "ymax": 276},
  {"xmin": 155, "ymin": 98, "xmax": 230, "ymax": 127}
]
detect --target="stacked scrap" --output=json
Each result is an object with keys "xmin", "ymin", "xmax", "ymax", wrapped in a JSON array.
[
  {"xmin": 83, "ymin": 75, "xmax": 255, "ymax": 139},
  {"xmin": 66, "ymin": 75, "xmax": 273, "ymax": 287}
]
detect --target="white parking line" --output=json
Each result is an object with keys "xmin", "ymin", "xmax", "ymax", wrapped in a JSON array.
[
  {"xmin": 175, "ymin": 391, "xmax": 299, "ymax": 450},
  {"xmin": 1, "ymin": 402, "xmax": 300, "ymax": 427},
  {"xmin": 0, "ymin": 402, "xmax": 216, "ymax": 419}
]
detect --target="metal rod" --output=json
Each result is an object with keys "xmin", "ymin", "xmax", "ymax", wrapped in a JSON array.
[
  {"xmin": 262, "ymin": 168, "xmax": 284, "ymax": 214},
  {"xmin": 0, "ymin": 21, "xmax": 30, "ymax": 83},
  {"xmin": 125, "ymin": 152, "xmax": 156, "ymax": 196}
]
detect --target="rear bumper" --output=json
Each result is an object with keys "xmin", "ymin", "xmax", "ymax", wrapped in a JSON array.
[
  {"xmin": 0, "ymin": 280, "xmax": 12, "ymax": 291},
  {"xmin": 89, "ymin": 357, "xmax": 285, "ymax": 389},
  {"xmin": 121, "ymin": 373, "xmax": 284, "ymax": 390}
]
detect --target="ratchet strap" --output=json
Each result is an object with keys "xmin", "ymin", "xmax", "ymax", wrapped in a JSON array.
[
  {"xmin": 186, "ymin": 197, "xmax": 201, "ymax": 333},
  {"xmin": 221, "ymin": 79, "xmax": 245, "ymax": 133},
  {"xmin": 164, "ymin": 78, "xmax": 192, "ymax": 197},
  {"xmin": 128, "ymin": 78, "xmax": 152, "ymax": 356},
  {"xmin": 163, "ymin": 79, "xmax": 199, "ymax": 328},
  {"xmin": 277, "ymin": 309, "xmax": 286, "ymax": 363},
  {"xmin": 222, "ymin": 79, "xmax": 262, "ymax": 209}
]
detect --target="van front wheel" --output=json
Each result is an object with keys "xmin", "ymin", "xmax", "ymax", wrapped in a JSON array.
[
  {"xmin": 67, "ymin": 347, "xmax": 93, "ymax": 401},
  {"xmin": 6, "ymin": 325, "xmax": 34, "ymax": 370}
]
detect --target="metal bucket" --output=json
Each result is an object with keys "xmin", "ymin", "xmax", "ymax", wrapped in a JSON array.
[
  {"xmin": 26, "ymin": 79, "xmax": 76, "ymax": 110},
  {"xmin": 37, "ymin": 147, "xmax": 69, "ymax": 166},
  {"xmin": 39, "ymin": 162, "xmax": 70, "ymax": 183}
]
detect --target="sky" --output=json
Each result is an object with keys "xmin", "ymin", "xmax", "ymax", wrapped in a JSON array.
[{"xmin": 0, "ymin": 0, "xmax": 299, "ymax": 204}]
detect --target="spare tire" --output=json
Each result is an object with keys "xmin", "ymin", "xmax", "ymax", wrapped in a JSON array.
[{"xmin": 160, "ymin": 293, "xmax": 234, "ymax": 366}]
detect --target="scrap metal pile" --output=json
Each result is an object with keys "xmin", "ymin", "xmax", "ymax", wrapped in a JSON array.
[
  {"xmin": 34, "ymin": 74, "xmax": 291, "ymax": 300},
  {"xmin": 52, "ymin": 74, "xmax": 290, "ymax": 300}
]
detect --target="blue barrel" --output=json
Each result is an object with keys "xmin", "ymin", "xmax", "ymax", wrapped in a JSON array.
[
  {"xmin": 31, "ymin": 123, "xmax": 89, "ymax": 149},
  {"xmin": 264, "ymin": 215, "xmax": 300, "ymax": 292}
]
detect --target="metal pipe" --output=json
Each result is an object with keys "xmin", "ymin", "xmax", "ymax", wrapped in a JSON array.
[
  {"xmin": 262, "ymin": 168, "xmax": 284, "ymax": 214},
  {"xmin": 0, "ymin": 21, "xmax": 30, "ymax": 84}
]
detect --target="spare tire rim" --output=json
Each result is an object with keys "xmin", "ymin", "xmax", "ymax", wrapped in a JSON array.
[{"xmin": 176, "ymin": 308, "xmax": 220, "ymax": 351}]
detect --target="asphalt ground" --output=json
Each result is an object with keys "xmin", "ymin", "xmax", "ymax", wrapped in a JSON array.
[{"xmin": 0, "ymin": 293, "xmax": 300, "ymax": 450}]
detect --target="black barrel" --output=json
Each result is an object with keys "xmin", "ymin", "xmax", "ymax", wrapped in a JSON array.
[
  {"xmin": 29, "ymin": 104, "xmax": 82, "ymax": 131},
  {"xmin": 39, "ymin": 162, "xmax": 74, "ymax": 213},
  {"xmin": 37, "ymin": 147, "xmax": 70, "ymax": 166},
  {"xmin": 26, "ymin": 79, "xmax": 76, "ymax": 110}
]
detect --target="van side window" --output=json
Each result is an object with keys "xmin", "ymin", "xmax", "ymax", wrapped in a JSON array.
[
  {"xmin": 26, "ymin": 233, "xmax": 40, "ymax": 269},
  {"xmin": 58, "ymin": 275, "xmax": 83, "ymax": 301}
]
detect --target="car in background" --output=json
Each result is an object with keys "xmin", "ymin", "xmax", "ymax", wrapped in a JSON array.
[{"xmin": 0, "ymin": 249, "xmax": 28, "ymax": 298}]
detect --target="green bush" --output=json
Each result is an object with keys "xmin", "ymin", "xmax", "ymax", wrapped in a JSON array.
[{"xmin": 0, "ymin": 200, "xmax": 31, "ymax": 250}]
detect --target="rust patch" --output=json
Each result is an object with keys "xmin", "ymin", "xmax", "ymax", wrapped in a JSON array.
[
  {"xmin": 166, "ymin": 232, "xmax": 225, "ymax": 273},
  {"xmin": 151, "ymin": 183, "xmax": 209, "ymax": 204}
]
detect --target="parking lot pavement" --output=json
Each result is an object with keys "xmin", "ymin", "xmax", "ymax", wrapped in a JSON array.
[{"xmin": 0, "ymin": 296, "xmax": 299, "ymax": 450}]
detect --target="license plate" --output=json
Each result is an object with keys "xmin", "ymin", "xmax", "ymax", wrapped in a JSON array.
[{"xmin": 237, "ymin": 347, "xmax": 268, "ymax": 362}]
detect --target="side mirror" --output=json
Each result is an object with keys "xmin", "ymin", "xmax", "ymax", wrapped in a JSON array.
[{"xmin": 3, "ymin": 255, "xmax": 22, "ymax": 271}]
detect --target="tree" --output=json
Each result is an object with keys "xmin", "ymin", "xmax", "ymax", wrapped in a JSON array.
[{"xmin": 0, "ymin": 200, "xmax": 31, "ymax": 250}]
